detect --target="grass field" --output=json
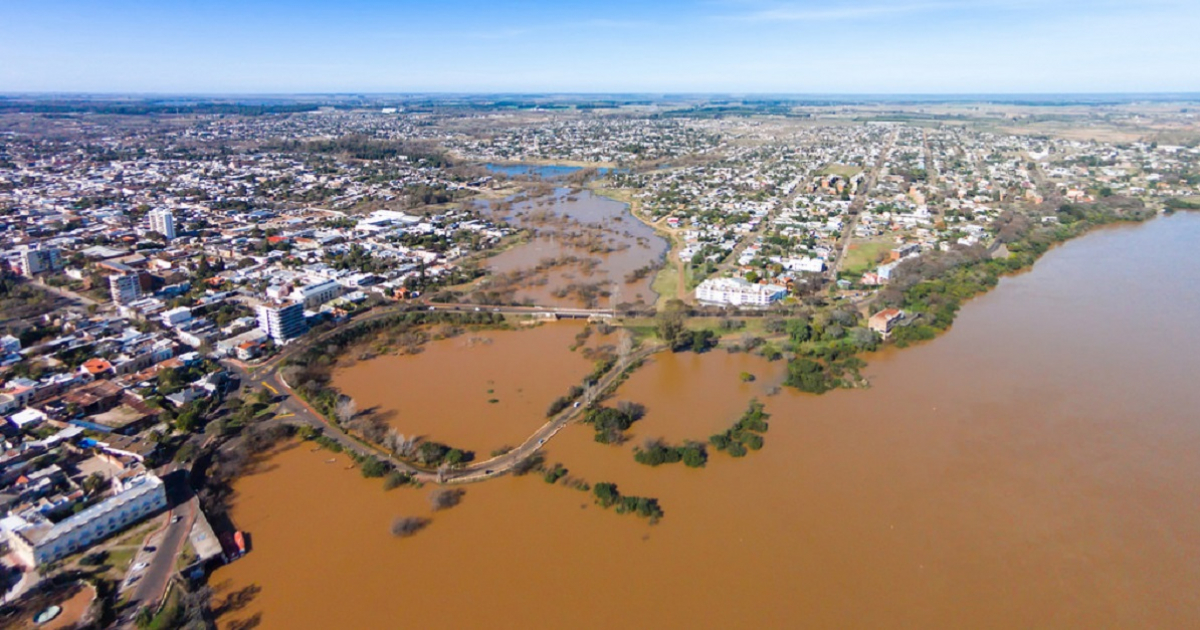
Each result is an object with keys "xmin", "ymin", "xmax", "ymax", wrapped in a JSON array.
[
  {"xmin": 819, "ymin": 163, "xmax": 863, "ymax": 179},
  {"xmin": 842, "ymin": 239, "xmax": 894, "ymax": 274}
]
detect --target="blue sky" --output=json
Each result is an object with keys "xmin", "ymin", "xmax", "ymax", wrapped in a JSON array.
[{"xmin": 1, "ymin": 0, "xmax": 1197, "ymax": 94}]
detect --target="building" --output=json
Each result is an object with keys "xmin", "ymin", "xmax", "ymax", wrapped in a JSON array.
[
  {"xmin": 160, "ymin": 306, "xmax": 193, "ymax": 328},
  {"xmin": 5, "ymin": 473, "xmax": 168, "ymax": 566},
  {"xmin": 16, "ymin": 246, "xmax": 62, "ymax": 278},
  {"xmin": 868, "ymin": 308, "xmax": 904, "ymax": 338},
  {"xmin": 290, "ymin": 279, "xmax": 342, "ymax": 308},
  {"xmin": 695, "ymin": 277, "xmax": 788, "ymax": 307},
  {"xmin": 149, "ymin": 209, "xmax": 176, "ymax": 240},
  {"xmin": 109, "ymin": 273, "xmax": 142, "ymax": 305},
  {"xmin": 257, "ymin": 301, "xmax": 307, "ymax": 343}
]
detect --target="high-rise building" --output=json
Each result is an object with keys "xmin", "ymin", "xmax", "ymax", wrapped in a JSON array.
[
  {"xmin": 149, "ymin": 209, "xmax": 176, "ymax": 240},
  {"xmin": 17, "ymin": 246, "xmax": 62, "ymax": 278},
  {"xmin": 109, "ymin": 273, "xmax": 142, "ymax": 305},
  {"xmin": 257, "ymin": 301, "xmax": 307, "ymax": 343}
]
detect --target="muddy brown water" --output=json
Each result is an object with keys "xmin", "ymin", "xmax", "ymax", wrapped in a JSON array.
[
  {"xmin": 215, "ymin": 213, "xmax": 1200, "ymax": 628},
  {"xmin": 330, "ymin": 322, "xmax": 604, "ymax": 456},
  {"xmin": 482, "ymin": 189, "xmax": 667, "ymax": 308}
]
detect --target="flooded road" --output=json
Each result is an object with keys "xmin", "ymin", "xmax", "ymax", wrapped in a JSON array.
[
  {"xmin": 216, "ymin": 213, "xmax": 1200, "ymax": 628},
  {"xmin": 480, "ymin": 188, "xmax": 667, "ymax": 308}
]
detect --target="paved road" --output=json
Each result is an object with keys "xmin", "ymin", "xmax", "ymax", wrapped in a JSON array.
[{"xmin": 119, "ymin": 470, "xmax": 196, "ymax": 618}]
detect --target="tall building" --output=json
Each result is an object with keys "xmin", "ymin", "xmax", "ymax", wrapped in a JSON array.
[
  {"xmin": 149, "ymin": 209, "xmax": 176, "ymax": 240},
  {"xmin": 109, "ymin": 273, "xmax": 142, "ymax": 305},
  {"xmin": 17, "ymin": 246, "xmax": 61, "ymax": 278},
  {"xmin": 257, "ymin": 301, "xmax": 307, "ymax": 343}
]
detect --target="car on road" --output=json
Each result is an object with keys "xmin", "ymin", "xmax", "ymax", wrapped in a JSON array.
[
  {"xmin": 132, "ymin": 562, "xmax": 148, "ymax": 572},
  {"xmin": 474, "ymin": 307, "xmax": 481, "ymax": 311},
  {"xmin": 171, "ymin": 515, "xmax": 182, "ymax": 523},
  {"xmin": 143, "ymin": 545, "xmax": 156, "ymax": 552},
  {"xmin": 428, "ymin": 306, "xmax": 436, "ymax": 311},
  {"xmin": 125, "ymin": 575, "xmax": 140, "ymax": 586},
  {"xmin": 538, "ymin": 438, "xmax": 545, "ymax": 445},
  {"xmin": 485, "ymin": 469, "xmax": 494, "ymax": 475}
]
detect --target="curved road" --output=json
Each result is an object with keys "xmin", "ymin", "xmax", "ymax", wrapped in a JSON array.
[{"xmin": 225, "ymin": 319, "xmax": 663, "ymax": 484}]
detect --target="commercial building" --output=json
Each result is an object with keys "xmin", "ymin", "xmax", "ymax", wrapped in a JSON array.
[
  {"xmin": 695, "ymin": 277, "xmax": 788, "ymax": 307},
  {"xmin": 5, "ymin": 473, "xmax": 168, "ymax": 566},
  {"xmin": 149, "ymin": 209, "xmax": 176, "ymax": 240},
  {"xmin": 109, "ymin": 273, "xmax": 142, "ymax": 305},
  {"xmin": 16, "ymin": 246, "xmax": 62, "ymax": 278},
  {"xmin": 257, "ymin": 301, "xmax": 307, "ymax": 343}
]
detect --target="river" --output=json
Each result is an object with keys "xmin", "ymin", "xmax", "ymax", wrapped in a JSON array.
[{"xmin": 213, "ymin": 213, "xmax": 1200, "ymax": 628}]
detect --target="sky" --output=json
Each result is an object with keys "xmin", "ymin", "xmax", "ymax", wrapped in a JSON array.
[{"xmin": 1, "ymin": 0, "xmax": 1197, "ymax": 94}]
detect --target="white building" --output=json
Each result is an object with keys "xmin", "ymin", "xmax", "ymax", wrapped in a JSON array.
[
  {"xmin": 777, "ymin": 257, "xmax": 826, "ymax": 273},
  {"xmin": 695, "ymin": 277, "xmax": 788, "ymax": 307},
  {"xmin": 149, "ymin": 209, "xmax": 176, "ymax": 240},
  {"xmin": 290, "ymin": 279, "xmax": 342, "ymax": 308},
  {"xmin": 257, "ymin": 301, "xmax": 307, "ymax": 343},
  {"xmin": 109, "ymin": 273, "xmax": 142, "ymax": 305},
  {"xmin": 5, "ymin": 474, "xmax": 168, "ymax": 566},
  {"xmin": 16, "ymin": 246, "xmax": 61, "ymax": 278},
  {"xmin": 160, "ymin": 306, "xmax": 193, "ymax": 328}
]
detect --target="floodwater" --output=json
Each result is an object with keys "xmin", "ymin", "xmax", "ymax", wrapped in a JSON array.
[
  {"xmin": 330, "ymin": 322, "xmax": 603, "ymax": 456},
  {"xmin": 480, "ymin": 188, "xmax": 667, "ymax": 308},
  {"xmin": 215, "ymin": 213, "xmax": 1200, "ymax": 628}
]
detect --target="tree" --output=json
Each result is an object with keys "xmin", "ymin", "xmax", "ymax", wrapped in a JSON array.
[
  {"xmin": 429, "ymin": 488, "xmax": 465, "ymax": 511},
  {"xmin": 360, "ymin": 457, "xmax": 389, "ymax": 478},
  {"xmin": 335, "ymin": 395, "xmax": 357, "ymax": 424},
  {"xmin": 655, "ymin": 300, "xmax": 687, "ymax": 348},
  {"xmin": 391, "ymin": 516, "xmax": 429, "ymax": 538}
]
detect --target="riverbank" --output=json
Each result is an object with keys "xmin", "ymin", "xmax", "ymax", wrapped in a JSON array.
[{"xmin": 587, "ymin": 182, "xmax": 688, "ymax": 307}]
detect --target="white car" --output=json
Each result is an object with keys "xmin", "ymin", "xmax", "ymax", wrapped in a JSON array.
[{"xmin": 132, "ymin": 562, "xmax": 149, "ymax": 572}]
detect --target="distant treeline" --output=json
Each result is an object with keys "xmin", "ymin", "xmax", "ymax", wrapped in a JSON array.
[
  {"xmin": 0, "ymin": 99, "xmax": 321, "ymax": 116},
  {"xmin": 265, "ymin": 134, "xmax": 451, "ymax": 165}
]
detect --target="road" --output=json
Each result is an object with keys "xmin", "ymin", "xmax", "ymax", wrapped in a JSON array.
[
  {"xmin": 828, "ymin": 129, "xmax": 897, "ymax": 280},
  {"xmin": 119, "ymin": 470, "xmax": 196, "ymax": 616},
  {"xmin": 716, "ymin": 175, "xmax": 806, "ymax": 275},
  {"xmin": 223, "ymin": 330, "xmax": 663, "ymax": 484}
]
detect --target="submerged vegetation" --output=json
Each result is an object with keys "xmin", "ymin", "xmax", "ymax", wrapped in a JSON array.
[
  {"xmin": 633, "ymin": 439, "xmax": 708, "ymax": 468},
  {"xmin": 709, "ymin": 400, "xmax": 770, "ymax": 458},
  {"xmin": 592, "ymin": 482, "xmax": 665, "ymax": 522}
]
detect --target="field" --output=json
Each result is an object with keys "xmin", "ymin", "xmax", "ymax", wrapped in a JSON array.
[
  {"xmin": 842, "ymin": 239, "xmax": 895, "ymax": 274},
  {"xmin": 819, "ymin": 163, "xmax": 863, "ymax": 179}
]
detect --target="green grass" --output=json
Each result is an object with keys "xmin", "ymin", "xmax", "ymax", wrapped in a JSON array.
[
  {"xmin": 103, "ymin": 547, "xmax": 137, "ymax": 574},
  {"xmin": 651, "ymin": 264, "xmax": 683, "ymax": 308},
  {"xmin": 842, "ymin": 240, "xmax": 894, "ymax": 274},
  {"xmin": 819, "ymin": 163, "xmax": 863, "ymax": 179}
]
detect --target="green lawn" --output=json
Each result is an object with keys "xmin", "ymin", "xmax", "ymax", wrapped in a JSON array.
[{"xmin": 842, "ymin": 240, "xmax": 894, "ymax": 274}]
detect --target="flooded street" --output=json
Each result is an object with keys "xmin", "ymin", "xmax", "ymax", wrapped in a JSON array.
[
  {"xmin": 480, "ymin": 188, "xmax": 667, "ymax": 308},
  {"xmin": 215, "ymin": 213, "xmax": 1200, "ymax": 628}
]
